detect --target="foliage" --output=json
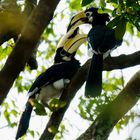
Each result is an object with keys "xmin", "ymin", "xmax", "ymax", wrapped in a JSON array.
[
  {"xmin": 0, "ymin": 0, "xmax": 139, "ymax": 139},
  {"xmin": 48, "ymin": 98, "xmax": 66, "ymax": 112},
  {"xmin": 32, "ymin": 99, "xmax": 47, "ymax": 115},
  {"xmin": 78, "ymin": 74, "xmax": 123, "ymax": 121},
  {"xmin": 55, "ymin": 124, "xmax": 66, "ymax": 140}
]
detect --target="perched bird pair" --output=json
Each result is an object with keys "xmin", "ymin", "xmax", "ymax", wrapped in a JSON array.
[
  {"xmin": 60, "ymin": 7, "xmax": 123, "ymax": 97},
  {"xmin": 16, "ymin": 7, "xmax": 124, "ymax": 139}
]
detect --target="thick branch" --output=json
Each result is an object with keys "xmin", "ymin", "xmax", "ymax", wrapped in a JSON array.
[
  {"xmin": 0, "ymin": 0, "xmax": 37, "ymax": 46},
  {"xmin": 40, "ymin": 51, "xmax": 140, "ymax": 140},
  {"xmin": 77, "ymin": 70, "xmax": 140, "ymax": 140},
  {"xmin": 23, "ymin": 0, "xmax": 38, "ymax": 70},
  {"xmin": 24, "ymin": 0, "xmax": 37, "ymax": 16},
  {"xmin": 0, "ymin": 0, "xmax": 38, "ymax": 70},
  {"xmin": 0, "ymin": 0, "xmax": 60, "ymax": 105},
  {"xmin": 104, "ymin": 50, "xmax": 140, "ymax": 70}
]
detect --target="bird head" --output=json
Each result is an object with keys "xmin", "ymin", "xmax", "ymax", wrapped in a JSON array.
[
  {"xmin": 85, "ymin": 7, "xmax": 110, "ymax": 26},
  {"xmin": 54, "ymin": 47, "xmax": 76, "ymax": 63},
  {"xmin": 67, "ymin": 7, "xmax": 110, "ymax": 31}
]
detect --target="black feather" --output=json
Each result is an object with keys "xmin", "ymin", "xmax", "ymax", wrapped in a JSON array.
[
  {"xmin": 85, "ymin": 54, "xmax": 103, "ymax": 97},
  {"xmin": 16, "ymin": 102, "xmax": 33, "ymax": 140}
]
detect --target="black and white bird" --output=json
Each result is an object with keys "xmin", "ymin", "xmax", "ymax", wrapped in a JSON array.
[
  {"xmin": 16, "ymin": 27, "xmax": 87, "ymax": 140},
  {"xmin": 84, "ymin": 8, "xmax": 123, "ymax": 97}
]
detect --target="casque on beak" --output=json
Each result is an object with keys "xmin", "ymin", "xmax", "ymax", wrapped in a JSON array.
[{"xmin": 67, "ymin": 11, "xmax": 88, "ymax": 31}]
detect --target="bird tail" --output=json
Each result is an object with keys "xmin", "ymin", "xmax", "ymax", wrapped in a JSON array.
[
  {"xmin": 85, "ymin": 54, "xmax": 103, "ymax": 98},
  {"xmin": 16, "ymin": 101, "xmax": 33, "ymax": 140}
]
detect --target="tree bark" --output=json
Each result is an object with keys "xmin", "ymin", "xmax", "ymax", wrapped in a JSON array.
[
  {"xmin": 0, "ymin": 0, "xmax": 38, "ymax": 69},
  {"xmin": 76, "ymin": 70, "xmax": 140, "ymax": 140},
  {"xmin": 0, "ymin": 0, "xmax": 37, "ymax": 46},
  {"xmin": 103, "ymin": 51, "xmax": 140, "ymax": 70},
  {"xmin": 0, "ymin": 0, "xmax": 60, "ymax": 105},
  {"xmin": 40, "ymin": 51, "xmax": 140, "ymax": 140}
]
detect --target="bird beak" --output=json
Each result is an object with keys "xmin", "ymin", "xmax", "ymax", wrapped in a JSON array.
[
  {"xmin": 67, "ymin": 11, "xmax": 88, "ymax": 31},
  {"xmin": 56, "ymin": 26, "xmax": 87, "ymax": 62},
  {"xmin": 60, "ymin": 33, "xmax": 87, "ymax": 62},
  {"xmin": 63, "ymin": 33, "xmax": 87, "ymax": 54},
  {"xmin": 57, "ymin": 27, "xmax": 87, "ymax": 54}
]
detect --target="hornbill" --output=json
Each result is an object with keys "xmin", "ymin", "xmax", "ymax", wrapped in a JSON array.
[
  {"xmin": 84, "ymin": 8, "xmax": 122, "ymax": 97},
  {"xmin": 61, "ymin": 7, "xmax": 123, "ymax": 97},
  {"xmin": 16, "ymin": 27, "xmax": 86, "ymax": 140}
]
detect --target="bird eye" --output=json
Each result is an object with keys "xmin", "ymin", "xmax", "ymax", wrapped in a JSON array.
[
  {"xmin": 86, "ymin": 12, "xmax": 90, "ymax": 16},
  {"xmin": 85, "ymin": 11, "xmax": 93, "ymax": 23},
  {"xmin": 86, "ymin": 12, "xmax": 92, "ymax": 17}
]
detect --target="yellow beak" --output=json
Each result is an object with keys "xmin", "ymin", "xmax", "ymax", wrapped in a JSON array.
[
  {"xmin": 63, "ymin": 33, "xmax": 87, "ymax": 54},
  {"xmin": 67, "ymin": 11, "xmax": 87, "ymax": 31},
  {"xmin": 57, "ymin": 27, "xmax": 87, "ymax": 54}
]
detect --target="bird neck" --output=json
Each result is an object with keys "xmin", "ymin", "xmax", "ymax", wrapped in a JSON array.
[{"xmin": 92, "ymin": 22, "xmax": 106, "ymax": 27}]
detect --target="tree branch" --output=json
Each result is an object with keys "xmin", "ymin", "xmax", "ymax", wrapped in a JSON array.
[
  {"xmin": 40, "ymin": 51, "xmax": 140, "ymax": 140},
  {"xmin": 0, "ymin": 0, "xmax": 60, "ymax": 105},
  {"xmin": 23, "ymin": 0, "xmax": 38, "ymax": 70},
  {"xmin": 0, "ymin": 0, "xmax": 23, "ymax": 45},
  {"xmin": 76, "ymin": 70, "xmax": 140, "ymax": 140},
  {"xmin": 0, "ymin": 0, "xmax": 38, "ymax": 69},
  {"xmin": 103, "ymin": 50, "xmax": 140, "ymax": 71}
]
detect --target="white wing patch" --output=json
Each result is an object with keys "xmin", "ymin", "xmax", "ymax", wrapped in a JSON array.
[{"xmin": 53, "ymin": 79, "xmax": 70, "ymax": 89}]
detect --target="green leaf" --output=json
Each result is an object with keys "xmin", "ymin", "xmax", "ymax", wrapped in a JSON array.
[
  {"xmin": 137, "ymin": 31, "xmax": 140, "ymax": 38},
  {"xmin": 0, "ymin": 46, "xmax": 12, "ymax": 61},
  {"xmin": 11, "ymin": 122, "xmax": 17, "ymax": 128},
  {"xmin": 11, "ymin": 110, "xmax": 18, "ymax": 117},
  {"xmin": 107, "ymin": 16, "xmax": 121, "ymax": 29},
  {"xmin": 28, "ymin": 130, "xmax": 35, "ymax": 138},
  {"xmin": 114, "ymin": 17, "xmax": 126, "ymax": 41},
  {"xmin": 11, "ymin": 100, "xmax": 17, "ymax": 108},
  {"xmin": 60, "ymin": 124, "xmax": 65, "ymax": 133},
  {"xmin": 48, "ymin": 98, "xmax": 66, "ymax": 112},
  {"xmin": 99, "ymin": 0, "xmax": 106, "ymax": 8},
  {"xmin": 70, "ymin": 0, "xmax": 81, "ymax": 10},
  {"xmin": 98, "ymin": 8, "xmax": 112, "ymax": 14},
  {"xmin": 115, "ymin": 122, "xmax": 123, "ymax": 133},
  {"xmin": 33, "ymin": 100, "xmax": 47, "ymax": 115},
  {"xmin": 4, "ymin": 110, "xmax": 11, "ymax": 124},
  {"xmin": 107, "ymin": 0, "xmax": 118, "ymax": 4},
  {"xmin": 132, "ymin": 4, "xmax": 140, "ymax": 11},
  {"xmin": 81, "ymin": 0, "xmax": 93, "ymax": 6},
  {"xmin": 126, "ymin": 22, "xmax": 134, "ymax": 35}
]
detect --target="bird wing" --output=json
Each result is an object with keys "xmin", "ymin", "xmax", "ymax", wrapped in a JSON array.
[
  {"xmin": 28, "ymin": 61, "xmax": 80, "ymax": 95},
  {"xmin": 98, "ymin": 28, "xmax": 122, "ymax": 53},
  {"xmin": 88, "ymin": 25, "xmax": 106, "ymax": 53}
]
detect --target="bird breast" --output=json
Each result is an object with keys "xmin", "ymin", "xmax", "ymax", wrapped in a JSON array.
[
  {"xmin": 38, "ymin": 79, "xmax": 70, "ymax": 105},
  {"xmin": 38, "ymin": 84, "xmax": 63, "ymax": 105}
]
